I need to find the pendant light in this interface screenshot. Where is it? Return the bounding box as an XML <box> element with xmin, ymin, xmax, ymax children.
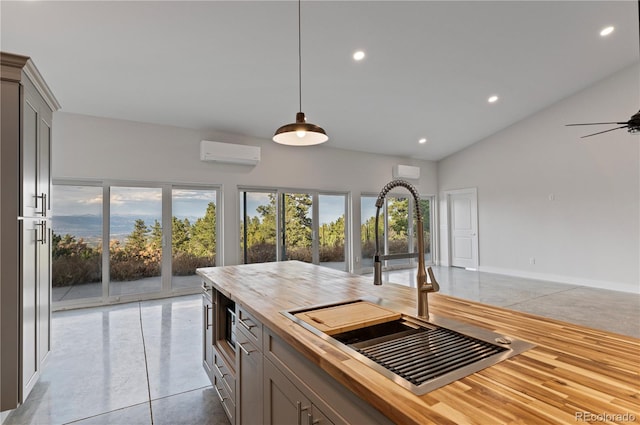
<box><xmin>273</xmin><ymin>0</ymin><xmax>328</xmax><ymax>146</ymax></box>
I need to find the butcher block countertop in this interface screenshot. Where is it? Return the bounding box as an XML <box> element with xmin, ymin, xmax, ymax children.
<box><xmin>197</xmin><ymin>261</ymin><xmax>639</xmax><ymax>425</ymax></box>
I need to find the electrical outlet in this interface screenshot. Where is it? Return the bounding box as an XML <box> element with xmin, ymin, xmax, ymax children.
<box><xmin>529</xmin><ymin>257</ymin><xmax>536</xmax><ymax>265</ymax></box>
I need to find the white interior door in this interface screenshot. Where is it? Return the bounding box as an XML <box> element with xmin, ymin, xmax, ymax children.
<box><xmin>449</xmin><ymin>190</ymin><xmax>478</xmax><ymax>269</ymax></box>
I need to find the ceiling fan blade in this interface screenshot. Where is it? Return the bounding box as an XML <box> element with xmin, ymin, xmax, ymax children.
<box><xmin>566</xmin><ymin>121</ymin><xmax>628</xmax><ymax>126</ymax></box>
<box><xmin>580</xmin><ymin>125</ymin><xmax>629</xmax><ymax>138</ymax></box>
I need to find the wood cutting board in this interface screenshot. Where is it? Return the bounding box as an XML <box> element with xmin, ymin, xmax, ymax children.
<box><xmin>294</xmin><ymin>301</ymin><xmax>401</xmax><ymax>335</ymax></box>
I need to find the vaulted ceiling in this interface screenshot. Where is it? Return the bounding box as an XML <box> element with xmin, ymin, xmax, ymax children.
<box><xmin>2</xmin><ymin>1</ymin><xmax>638</xmax><ymax>160</ymax></box>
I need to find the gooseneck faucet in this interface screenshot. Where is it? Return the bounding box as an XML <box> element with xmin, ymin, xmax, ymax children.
<box><xmin>373</xmin><ymin>179</ymin><xmax>439</xmax><ymax>319</ymax></box>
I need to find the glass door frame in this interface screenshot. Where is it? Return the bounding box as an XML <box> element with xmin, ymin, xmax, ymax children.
<box><xmin>360</xmin><ymin>192</ymin><xmax>435</xmax><ymax>273</ymax></box>
<box><xmin>239</xmin><ymin>186</ymin><xmax>351</xmax><ymax>271</ymax></box>
<box><xmin>52</xmin><ymin>180</ymin><xmax>221</xmax><ymax>310</ymax></box>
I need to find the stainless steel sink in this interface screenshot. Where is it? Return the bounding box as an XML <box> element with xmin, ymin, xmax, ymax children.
<box><xmin>282</xmin><ymin>297</ymin><xmax>534</xmax><ymax>395</ymax></box>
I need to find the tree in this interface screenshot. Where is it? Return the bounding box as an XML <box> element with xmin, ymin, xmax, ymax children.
<box><xmin>126</xmin><ymin>219</ymin><xmax>149</xmax><ymax>255</ymax></box>
<box><xmin>172</xmin><ymin>217</ymin><xmax>190</xmax><ymax>252</ymax></box>
<box><xmin>150</xmin><ymin>219</ymin><xmax>162</xmax><ymax>251</ymax></box>
<box><xmin>388</xmin><ymin>198</ymin><xmax>408</xmax><ymax>239</ymax></box>
<box><xmin>190</xmin><ymin>202</ymin><xmax>216</xmax><ymax>257</ymax></box>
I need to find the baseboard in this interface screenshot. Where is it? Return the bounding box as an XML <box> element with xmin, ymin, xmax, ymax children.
<box><xmin>478</xmin><ymin>266</ymin><xmax>639</xmax><ymax>294</ymax></box>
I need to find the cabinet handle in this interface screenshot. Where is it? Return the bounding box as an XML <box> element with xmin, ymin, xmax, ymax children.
<box><xmin>297</xmin><ymin>402</ymin><xmax>311</xmax><ymax>425</ymax></box>
<box><xmin>213</xmin><ymin>384</ymin><xmax>226</xmax><ymax>402</ymax></box>
<box><xmin>238</xmin><ymin>317</ymin><xmax>255</xmax><ymax>331</ymax></box>
<box><xmin>205</xmin><ymin>305</ymin><xmax>212</xmax><ymax>329</ymax></box>
<box><xmin>238</xmin><ymin>342</ymin><xmax>255</xmax><ymax>356</ymax></box>
<box><xmin>213</xmin><ymin>362</ymin><xmax>226</xmax><ymax>378</ymax></box>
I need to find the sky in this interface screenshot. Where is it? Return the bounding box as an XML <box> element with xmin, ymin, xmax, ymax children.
<box><xmin>53</xmin><ymin>185</ymin><xmax>378</xmax><ymax>228</ymax></box>
<box><xmin>52</xmin><ymin>186</ymin><xmax>217</xmax><ymax>219</ymax></box>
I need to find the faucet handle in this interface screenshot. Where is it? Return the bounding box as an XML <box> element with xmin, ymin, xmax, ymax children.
<box><xmin>426</xmin><ymin>267</ymin><xmax>440</xmax><ymax>292</ymax></box>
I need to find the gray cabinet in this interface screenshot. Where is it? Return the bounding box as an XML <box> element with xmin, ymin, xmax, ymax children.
<box><xmin>202</xmin><ymin>290</ymin><xmax>214</xmax><ymax>381</ymax></box>
<box><xmin>236</xmin><ymin>305</ymin><xmax>262</xmax><ymax>425</ymax></box>
<box><xmin>1</xmin><ymin>52</ymin><xmax>59</xmax><ymax>412</ymax></box>
<box><xmin>199</xmin><ymin>277</ymin><xmax>394</xmax><ymax>425</ymax></box>
<box><xmin>202</xmin><ymin>282</ymin><xmax>236</xmax><ymax>424</ymax></box>
<box><xmin>264</xmin><ymin>358</ymin><xmax>333</xmax><ymax>425</ymax></box>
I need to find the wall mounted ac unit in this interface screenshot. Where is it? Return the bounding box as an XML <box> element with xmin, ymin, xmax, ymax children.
<box><xmin>200</xmin><ymin>140</ymin><xmax>261</xmax><ymax>165</ymax></box>
<box><xmin>392</xmin><ymin>164</ymin><xmax>420</xmax><ymax>180</ymax></box>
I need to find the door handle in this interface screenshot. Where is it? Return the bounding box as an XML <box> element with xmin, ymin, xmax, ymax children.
<box><xmin>35</xmin><ymin>193</ymin><xmax>47</xmax><ymax>217</ymax></box>
<box><xmin>35</xmin><ymin>221</ymin><xmax>47</xmax><ymax>244</ymax></box>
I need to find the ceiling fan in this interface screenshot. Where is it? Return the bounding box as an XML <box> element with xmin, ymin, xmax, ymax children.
<box><xmin>565</xmin><ymin>0</ymin><xmax>640</xmax><ymax>139</ymax></box>
<box><xmin>566</xmin><ymin>110</ymin><xmax>640</xmax><ymax>138</ymax></box>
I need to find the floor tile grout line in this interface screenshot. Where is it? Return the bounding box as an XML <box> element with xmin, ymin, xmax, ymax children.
<box><xmin>148</xmin><ymin>385</ymin><xmax>213</xmax><ymax>403</ymax></box>
<box><xmin>61</xmin><ymin>401</ymin><xmax>152</xmax><ymax>425</ymax></box>
<box><xmin>138</xmin><ymin>302</ymin><xmax>154</xmax><ymax>425</ymax></box>
<box><xmin>502</xmin><ymin>286</ymin><xmax>584</xmax><ymax>309</ymax></box>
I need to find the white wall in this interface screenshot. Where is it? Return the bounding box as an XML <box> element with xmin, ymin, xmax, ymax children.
<box><xmin>52</xmin><ymin>112</ymin><xmax>437</xmax><ymax>269</ymax></box>
<box><xmin>438</xmin><ymin>64</ymin><xmax>639</xmax><ymax>293</ymax></box>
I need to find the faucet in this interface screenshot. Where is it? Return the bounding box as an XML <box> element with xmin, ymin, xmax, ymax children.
<box><xmin>373</xmin><ymin>179</ymin><xmax>439</xmax><ymax>319</ymax></box>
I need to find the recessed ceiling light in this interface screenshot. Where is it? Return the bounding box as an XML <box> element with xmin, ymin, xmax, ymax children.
<box><xmin>488</xmin><ymin>95</ymin><xmax>499</xmax><ymax>103</ymax></box>
<box><xmin>418</xmin><ymin>138</ymin><xmax>427</xmax><ymax>144</ymax></box>
<box><xmin>600</xmin><ymin>26</ymin><xmax>614</xmax><ymax>37</ymax></box>
<box><xmin>353</xmin><ymin>50</ymin><xmax>365</xmax><ymax>61</ymax></box>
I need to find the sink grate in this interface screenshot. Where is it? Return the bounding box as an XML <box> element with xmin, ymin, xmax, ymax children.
<box><xmin>353</xmin><ymin>326</ymin><xmax>508</xmax><ymax>386</ymax></box>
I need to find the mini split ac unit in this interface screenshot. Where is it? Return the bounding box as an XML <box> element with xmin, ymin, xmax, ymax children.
<box><xmin>200</xmin><ymin>140</ymin><xmax>261</xmax><ymax>165</ymax></box>
<box><xmin>392</xmin><ymin>164</ymin><xmax>420</xmax><ymax>180</ymax></box>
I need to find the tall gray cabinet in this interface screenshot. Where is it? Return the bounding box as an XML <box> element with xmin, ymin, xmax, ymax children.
<box><xmin>1</xmin><ymin>52</ymin><xmax>60</xmax><ymax>412</ymax></box>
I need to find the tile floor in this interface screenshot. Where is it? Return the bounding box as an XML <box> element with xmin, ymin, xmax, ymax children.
<box><xmin>4</xmin><ymin>266</ymin><xmax>639</xmax><ymax>425</ymax></box>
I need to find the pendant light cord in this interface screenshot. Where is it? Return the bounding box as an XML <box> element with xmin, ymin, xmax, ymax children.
<box><xmin>298</xmin><ymin>0</ymin><xmax>302</xmax><ymax>113</ymax></box>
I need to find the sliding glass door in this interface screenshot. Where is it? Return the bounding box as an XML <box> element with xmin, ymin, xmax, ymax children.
<box><xmin>240</xmin><ymin>189</ymin><xmax>348</xmax><ymax>270</ymax></box>
<box><xmin>51</xmin><ymin>185</ymin><xmax>103</xmax><ymax>303</ymax></box>
<box><xmin>109</xmin><ymin>186</ymin><xmax>163</xmax><ymax>296</ymax></box>
<box><xmin>171</xmin><ymin>188</ymin><xmax>218</xmax><ymax>290</ymax></box>
<box><xmin>318</xmin><ymin>194</ymin><xmax>346</xmax><ymax>271</ymax></box>
<box><xmin>52</xmin><ymin>182</ymin><xmax>220</xmax><ymax>308</ymax></box>
<box><xmin>360</xmin><ymin>193</ymin><xmax>434</xmax><ymax>272</ymax></box>
<box><xmin>240</xmin><ymin>191</ymin><xmax>277</xmax><ymax>264</ymax></box>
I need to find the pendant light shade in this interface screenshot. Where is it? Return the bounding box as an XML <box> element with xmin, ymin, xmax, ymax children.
<box><xmin>273</xmin><ymin>0</ymin><xmax>328</xmax><ymax>146</ymax></box>
<box><xmin>273</xmin><ymin>112</ymin><xmax>328</xmax><ymax>146</ymax></box>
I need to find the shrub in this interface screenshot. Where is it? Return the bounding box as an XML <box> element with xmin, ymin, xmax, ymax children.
<box><xmin>172</xmin><ymin>252</ymin><xmax>215</xmax><ymax>276</ymax></box>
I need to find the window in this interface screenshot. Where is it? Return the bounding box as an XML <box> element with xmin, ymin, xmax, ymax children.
<box><xmin>240</xmin><ymin>189</ymin><xmax>348</xmax><ymax>271</ymax></box>
<box><xmin>109</xmin><ymin>186</ymin><xmax>163</xmax><ymax>296</ymax></box>
<box><xmin>360</xmin><ymin>193</ymin><xmax>434</xmax><ymax>272</ymax></box>
<box><xmin>51</xmin><ymin>185</ymin><xmax>103</xmax><ymax>303</ymax></box>
<box><xmin>52</xmin><ymin>182</ymin><xmax>220</xmax><ymax>308</ymax></box>
<box><xmin>171</xmin><ymin>188</ymin><xmax>218</xmax><ymax>289</ymax></box>
<box><xmin>240</xmin><ymin>191</ymin><xmax>277</xmax><ymax>264</ymax></box>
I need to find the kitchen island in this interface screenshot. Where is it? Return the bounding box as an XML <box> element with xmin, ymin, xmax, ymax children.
<box><xmin>197</xmin><ymin>261</ymin><xmax>639</xmax><ymax>425</ymax></box>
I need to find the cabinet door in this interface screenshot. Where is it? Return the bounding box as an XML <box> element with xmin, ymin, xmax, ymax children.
<box><xmin>264</xmin><ymin>359</ymin><xmax>311</xmax><ymax>425</ymax></box>
<box><xmin>237</xmin><ymin>332</ymin><xmax>262</xmax><ymax>425</ymax></box>
<box><xmin>21</xmin><ymin>218</ymin><xmax>39</xmax><ymax>399</ymax></box>
<box><xmin>21</xmin><ymin>99</ymin><xmax>38</xmax><ymax>218</ymax></box>
<box><xmin>203</xmin><ymin>294</ymin><xmax>214</xmax><ymax>379</ymax></box>
<box><xmin>37</xmin><ymin>117</ymin><xmax>51</xmax><ymax>215</ymax></box>
<box><xmin>312</xmin><ymin>406</ymin><xmax>334</xmax><ymax>425</ymax></box>
<box><xmin>38</xmin><ymin>220</ymin><xmax>51</xmax><ymax>363</ymax></box>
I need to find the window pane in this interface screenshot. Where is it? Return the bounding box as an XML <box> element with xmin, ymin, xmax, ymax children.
<box><xmin>241</xmin><ymin>191</ymin><xmax>277</xmax><ymax>264</ymax></box>
<box><xmin>282</xmin><ymin>193</ymin><xmax>313</xmax><ymax>263</ymax></box>
<box><xmin>109</xmin><ymin>187</ymin><xmax>162</xmax><ymax>296</ymax></box>
<box><xmin>51</xmin><ymin>185</ymin><xmax>103</xmax><ymax>303</ymax></box>
<box><xmin>172</xmin><ymin>189</ymin><xmax>217</xmax><ymax>290</ymax></box>
<box><xmin>414</xmin><ymin>198</ymin><xmax>432</xmax><ymax>264</ymax></box>
<box><xmin>318</xmin><ymin>194</ymin><xmax>346</xmax><ymax>271</ymax></box>
<box><xmin>387</xmin><ymin>195</ymin><xmax>410</xmax><ymax>267</ymax></box>
<box><xmin>360</xmin><ymin>195</ymin><xmax>381</xmax><ymax>269</ymax></box>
